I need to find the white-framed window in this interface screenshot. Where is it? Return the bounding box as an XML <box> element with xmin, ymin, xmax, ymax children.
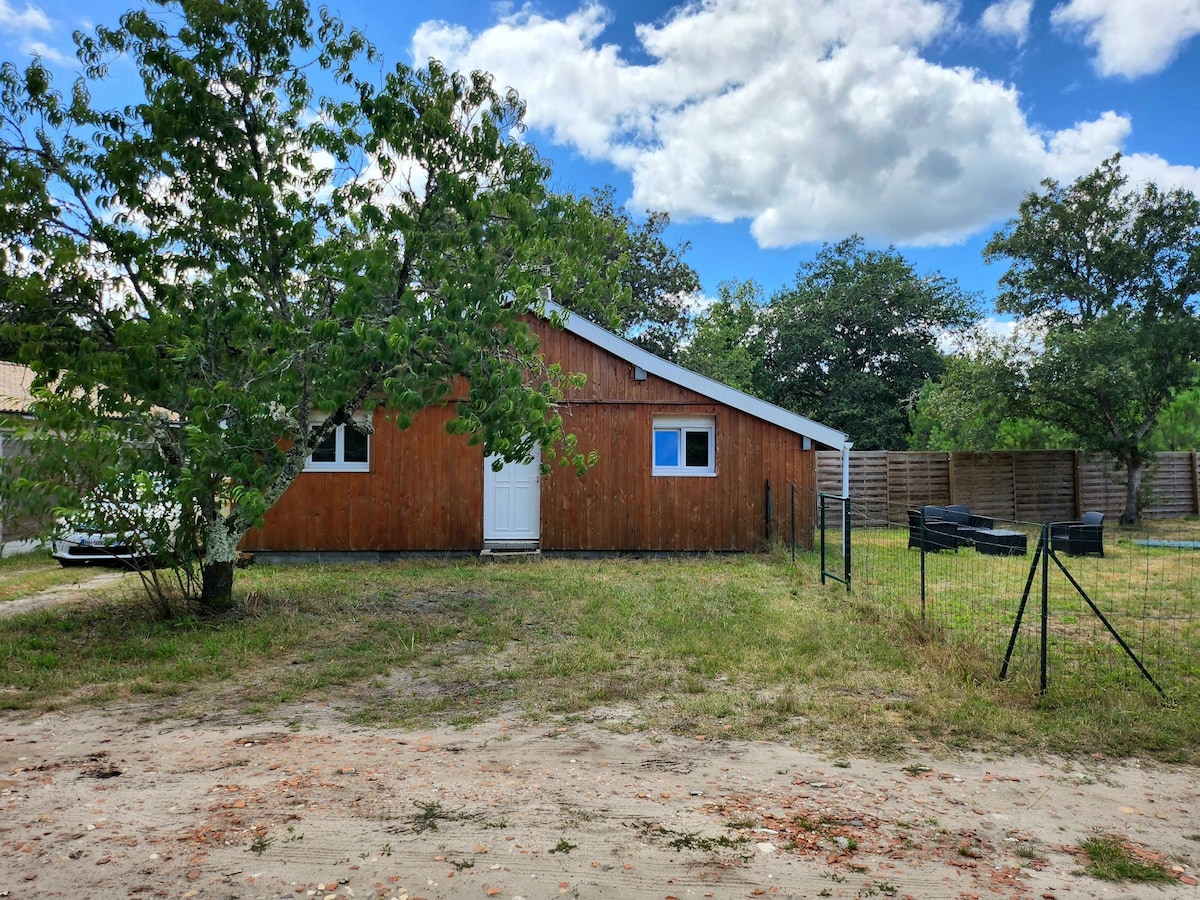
<box><xmin>305</xmin><ymin>420</ymin><xmax>370</xmax><ymax>473</ymax></box>
<box><xmin>652</xmin><ymin>417</ymin><xmax>715</xmax><ymax>477</ymax></box>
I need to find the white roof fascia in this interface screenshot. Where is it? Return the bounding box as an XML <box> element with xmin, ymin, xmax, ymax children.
<box><xmin>544</xmin><ymin>301</ymin><xmax>850</xmax><ymax>450</ymax></box>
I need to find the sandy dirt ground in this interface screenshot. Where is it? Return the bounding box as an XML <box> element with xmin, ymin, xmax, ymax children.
<box><xmin>1</xmin><ymin>702</ymin><xmax>1198</xmax><ymax>900</ymax></box>
<box><xmin>0</xmin><ymin>570</ymin><xmax>128</xmax><ymax>620</ymax></box>
<box><xmin>2</xmin><ymin>574</ymin><xmax>1198</xmax><ymax>899</ymax></box>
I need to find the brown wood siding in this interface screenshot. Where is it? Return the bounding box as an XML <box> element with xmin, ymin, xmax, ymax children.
<box><xmin>539</xmin><ymin>321</ymin><xmax>815</xmax><ymax>551</ymax></box>
<box><xmin>244</xmin><ymin>318</ymin><xmax>818</xmax><ymax>552</ymax></box>
<box><xmin>541</xmin><ymin>401</ymin><xmax>814</xmax><ymax>551</ymax></box>
<box><xmin>241</xmin><ymin>405</ymin><xmax>484</xmax><ymax>552</ymax></box>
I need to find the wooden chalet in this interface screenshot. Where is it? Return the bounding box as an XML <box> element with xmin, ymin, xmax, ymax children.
<box><xmin>241</xmin><ymin>304</ymin><xmax>851</xmax><ymax>557</ymax></box>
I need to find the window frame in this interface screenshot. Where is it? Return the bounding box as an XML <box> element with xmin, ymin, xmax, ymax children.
<box><xmin>304</xmin><ymin>419</ymin><xmax>371</xmax><ymax>473</ymax></box>
<box><xmin>652</xmin><ymin>416</ymin><xmax>716</xmax><ymax>477</ymax></box>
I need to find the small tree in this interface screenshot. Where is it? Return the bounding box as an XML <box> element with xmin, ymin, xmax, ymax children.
<box><xmin>906</xmin><ymin>325</ymin><xmax>1075</xmax><ymax>452</ymax></box>
<box><xmin>0</xmin><ymin>0</ymin><xmax>620</xmax><ymax>610</ymax></box>
<box><xmin>1151</xmin><ymin>383</ymin><xmax>1200</xmax><ymax>451</ymax></box>
<box><xmin>677</xmin><ymin>279</ymin><xmax>767</xmax><ymax>395</ymax></box>
<box><xmin>985</xmin><ymin>156</ymin><xmax>1200</xmax><ymax>523</ymax></box>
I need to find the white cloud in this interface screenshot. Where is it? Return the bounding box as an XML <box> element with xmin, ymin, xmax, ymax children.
<box><xmin>1041</xmin><ymin>112</ymin><xmax>1200</xmax><ymax>194</ymax></box>
<box><xmin>981</xmin><ymin>0</ymin><xmax>1033</xmax><ymax>44</ymax></box>
<box><xmin>413</xmin><ymin>0</ymin><xmax>1200</xmax><ymax>249</ymax></box>
<box><xmin>20</xmin><ymin>40</ymin><xmax>71</xmax><ymax>66</ymax></box>
<box><xmin>0</xmin><ymin>0</ymin><xmax>49</xmax><ymax>32</ymax></box>
<box><xmin>1118</xmin><ymin>152</ymin><xmax>1200</xmax><ymax>197</ymax></box>
<box><xmin>1043</xmin><ymin>109</ymin><xmax>1130</xmax><ymax>175</ymax></box>
<box><xmin>1051</xmin><ymin>0</ymin><xmax>1200</xmax><ymax>77</ymax></box>
<box><xmin>939</xmin><ymin>316</ymin><xmax>1025</xmax><ymax>355</ymax></box>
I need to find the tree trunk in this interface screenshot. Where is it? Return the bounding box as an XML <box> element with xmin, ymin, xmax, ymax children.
<box><xmin>200</xmin><ymin>559</ymin><xmax>235</xmax><ymax>612</ymax></box>
<box><xmin>1122</xmin><ymin>458</ymin><xmax>1143</xmax><ymax>525</ymax></box>
<box><xmin>198</xmin><ymin>518</ymin><xmax>241</xmax><ymax>612</ymax></box>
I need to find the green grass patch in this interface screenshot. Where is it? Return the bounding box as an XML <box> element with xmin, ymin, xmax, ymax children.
<box><xmin>1078</xmin><ymin>835</ymin><xmax>1176</xmax><ymax>883</ymax></box>
<box><xmin>0</xmin><ymin>552</ymin><xmax>1196</xmax><ymax>762</ymax></box>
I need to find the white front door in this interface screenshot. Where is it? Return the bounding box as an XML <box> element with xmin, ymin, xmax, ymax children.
<box><xmin>483</xmin><ymin>450</ymin><xmax>541</xmax><ymax>546</ymax></box>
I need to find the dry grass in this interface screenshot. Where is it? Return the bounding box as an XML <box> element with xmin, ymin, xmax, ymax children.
<box><xmin>0</xmin><ymin>549</ymin><xmax>1196</xmax><ymax>763</ymax></box>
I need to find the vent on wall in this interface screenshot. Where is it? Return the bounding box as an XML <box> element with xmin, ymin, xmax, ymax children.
<box><xmin>633</xmin><ymin>366</ymin><xmax>647</xmax><ymax>381</ymax></box>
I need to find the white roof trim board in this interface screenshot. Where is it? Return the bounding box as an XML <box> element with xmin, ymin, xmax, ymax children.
<box><xmin>546</xmin><ymin>301</ymin><xmax>850</xmax><ymax>451</ymax></box>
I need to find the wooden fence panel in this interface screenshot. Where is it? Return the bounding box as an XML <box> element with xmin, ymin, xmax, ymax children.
<box><xmin>1012</xmin><ymin>451</ymin><xmax>1077</xmax><ymax>523</ymax></box>
<box><xmin>887</xmin><ymin>452</ymin><xmax>950</xmax><ymax>513</ymax></box>
<box><xmin>815</xmin><ymin>451</ymin><xmax>841</xmax><ymax>497</ymax></box>
<box><xmin>818</xmin><ymin>449</ymin><xmax>1200</xmax><ymax>526</ymax></box>
<box><xmin>851</xmin><ymin>452</ymin><xmax>889</xmax><ymax>524</ymax></box>
<box><xmin>1143</xmin><ymin>453</ymin><xmax>1197</xmax><ymax>518</ymax></box>
<box><xmin>949</xmin><ymin>453</ymin><xmax>1016</xmax><ymax>520</ymax></box>
<box><xmin>816</xmin><ymin>451</ymin><xmax>889</xmax><ymax>524</ymax></box>
<box><xmin>1078</xmin><ymin>457</ymin><xmax>1129</xmax><ymax>520</ymax></box>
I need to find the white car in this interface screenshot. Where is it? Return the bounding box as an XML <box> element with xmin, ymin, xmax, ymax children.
<box><xmin>51</xmin><ymin>521</ymin><xmax>155</xmax><ymax>567</ymax></box>
<box><xmin>51</xmin><ymin>476</ymin><xmax>177</xmax><ymax>568</ymax></box>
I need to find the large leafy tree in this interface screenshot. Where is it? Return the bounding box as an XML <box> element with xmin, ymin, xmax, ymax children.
<box><xmin>562</xmin><ymin>185</ymin><xmax>699</xmax><ymax>360</ymax></box>
<box><xmin>0</xmin><ymin>0</ymin><xmax>619</xmax><ymax>609</ymax></box>
<box><xmin>984</xmin><ymin>156</ymin><xmax>1200</xmax><ymax>523</ymax></box>
<box><xmin>762</xmin><ymin>237</ymin><xmax>979</xmax><ymax>450</ymax></box>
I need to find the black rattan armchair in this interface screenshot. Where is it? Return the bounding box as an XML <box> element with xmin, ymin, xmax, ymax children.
<box><xmin>1050</xmin><ymin>511</ymin><xmax>1105</xmax><ymax>557</ymax></box>
<box><xmin>907</xmin><ymin>509</ymin><xmax>960</xmax><ymax>552</ymax></box>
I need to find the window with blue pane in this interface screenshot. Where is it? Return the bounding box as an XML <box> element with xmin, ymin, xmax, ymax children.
<box><xmin>652</xmin><ymin>417</ymin><xmax>715</xmax><ymax>476</ymax></box>
<box><xmin>654</xmin><ymin>430</ymin><xmax>680</xmax><ymax>468</ymax></box>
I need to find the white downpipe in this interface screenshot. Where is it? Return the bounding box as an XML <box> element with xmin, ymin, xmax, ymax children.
<box><xmin>840</xmin><ymin>441</ymin><xmax>854</xmax><ymax>552</ymax></box>
<box><xmin>841</xmin><ymin>441</ymin><xmax>853</xmax><ymax>499</ymax></box>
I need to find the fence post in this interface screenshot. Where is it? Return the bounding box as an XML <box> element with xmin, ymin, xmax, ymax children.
<box><xmin>947</xmin><ymin>451</ymin><xmax>956</xmax><ymax>505</ymax></box>
<box><xmin>819</xmin><ymin>494</ymin><xmax>826</xmax><ymax>584</ymax></box>
<box><xmin>1192</xmin><ymin>450</ymin><xmax>1199</xmax><ymax>516</ymax></box>
<box><xmin>919</xmin><ymin>507</ymin><xmax>927</xmax><ymax>621</ymax></box>
<box><xmin>1073</xmin><ymin>450</ymin><xmax>1083</xmax><ymax>520</ymax></box>
<box><xmin>1040</xmin><ymin>523</ymin><xmax>1049</xmax><ymax>695</ymax></box>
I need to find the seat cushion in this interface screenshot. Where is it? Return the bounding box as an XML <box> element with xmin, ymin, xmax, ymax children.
<box><xmin>942</xmin><ymin>506</ymin><xmax>971</xmax><ymax>525</ymax></box>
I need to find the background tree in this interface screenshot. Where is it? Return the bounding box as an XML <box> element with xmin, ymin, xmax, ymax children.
<box><xmin>0</xmin><ymin>0</ymin><xmax>620</xmax><ymax>610</ymax></box>
<box><xmin>557</xmin><ymin>186</ymin><xmax>700</xmax><ymax>360</ymax></box>
<box><xmin>676</xmin><ymin>278</ymin><xmax>767</xmax><ymax>394</ymax></box>
<box><xmin>985</xmin><ymin>156</ymin><xmax>1200</xmax><ymax>523</ymax></box>
<box><xmin>761</xmin><ymin>237</ymin><xmax>978</xmax><ymax>450</ymax></box>
<box><xmin>1150</xmin><ymin>382</ymin><xmax>1200</xmax><ymax>451</ymax></box>
<box><xmin>906</xmin><ymin>331</ymin><xmax>1074</xmax><ymax>451</ymax></box>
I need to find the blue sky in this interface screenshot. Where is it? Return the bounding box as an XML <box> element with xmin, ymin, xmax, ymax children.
<box><xmin>5</xmin><ymin>0</ymin><xmax>1200</xmax><ymax>320</ymax></box>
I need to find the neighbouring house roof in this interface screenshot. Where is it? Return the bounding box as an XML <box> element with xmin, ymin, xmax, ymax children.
<box><xmin>0</xmin><ymin>361</ymin><xmax>35</xmax><ymax>416</ymax></box>
<box><xmin>548</xmin><ymin>301</ymin><xmax>851</xmax><ymax>451</ymax></box>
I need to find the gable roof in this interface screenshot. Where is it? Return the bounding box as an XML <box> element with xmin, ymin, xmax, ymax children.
<box><xmin>0</xmin><ymin>362</ymin><xmax>35</xmax><ymax>416</ymax></box>
<box><xmin>547</xmin><ymin>302</ymin><xmax>850</xmax><ymax>451</ymax></box>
